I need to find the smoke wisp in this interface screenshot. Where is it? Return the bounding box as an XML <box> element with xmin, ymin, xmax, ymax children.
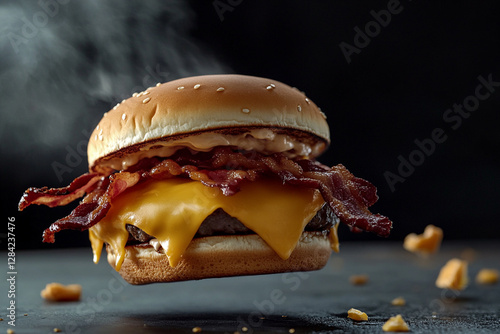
<box><xmin>0</xmin><ymin>0</ymin><xmax>229</xmax><ymax>159</ymax></box>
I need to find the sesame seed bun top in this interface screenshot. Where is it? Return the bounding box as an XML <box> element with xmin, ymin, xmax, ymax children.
<box><xmin>88</xmin><ymin>74</ymin><xmax>330</xmax><ymax>172</ymax></box>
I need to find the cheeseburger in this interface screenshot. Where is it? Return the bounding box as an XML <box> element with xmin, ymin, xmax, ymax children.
<box><xmin>19</xmin><ymin>74</ymin><xmax>392</xmax><ymax>284</ymax></box>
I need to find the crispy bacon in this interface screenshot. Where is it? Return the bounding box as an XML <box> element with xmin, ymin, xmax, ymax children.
<box><xmin>18</xmin><ymin>173</ymin><xmax>102</xmax><ymax>210</ymax></box>
<box><xmin>19</xmin><ymin>147</ymin><xmax>392</xmax><ymax>242</ymax></box>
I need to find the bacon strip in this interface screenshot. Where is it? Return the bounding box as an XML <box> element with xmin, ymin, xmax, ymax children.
<box><xmin>18</xmin><ymin>173</ymin><xmax>102</xmax><ymax>210</ymax></box>
<box><xmin>20</xmin><ymin>147</ymin><xmax>392</xmax><ymax>242</ymax></box>
<box><xmin>41</xmin><ymin>172</ymin><xmax>141</xmax><ymax>243</ymax></box>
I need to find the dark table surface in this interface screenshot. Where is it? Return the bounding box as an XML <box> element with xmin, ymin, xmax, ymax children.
<box><xmin>2</xmin><ymin>240</ymin><xmax>499</xmax><ymax>334</ymax></box>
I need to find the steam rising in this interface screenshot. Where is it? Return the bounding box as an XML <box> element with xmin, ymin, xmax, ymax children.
<box><xmin>0</xmin><ymin>0</ymin><xmax>229</xmax><ymax>157</ymax></box>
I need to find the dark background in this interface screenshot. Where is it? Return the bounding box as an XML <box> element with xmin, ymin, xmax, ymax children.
<box><xmin>1</xmin><ymin>0</ymin><xmax>499</xmax><ymax>250</ymax></box>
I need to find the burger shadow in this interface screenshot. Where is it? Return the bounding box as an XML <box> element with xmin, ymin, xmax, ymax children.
<box><xmin>117</xmin><ymin>312</ymin><xmax>342</xmax><ymax>333</ymax></box>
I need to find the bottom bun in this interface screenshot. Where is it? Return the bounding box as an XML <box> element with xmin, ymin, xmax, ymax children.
<box><xmin>107</xmin><ymin>232</ymin><xmax>332</xmax><ymax>284</ymax></box>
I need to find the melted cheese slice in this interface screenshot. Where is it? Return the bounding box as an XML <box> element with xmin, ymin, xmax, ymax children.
<box><xmin>89</xmin><ymin>178</ymin><xmax>326</xmax><ymax>271</ymax></box>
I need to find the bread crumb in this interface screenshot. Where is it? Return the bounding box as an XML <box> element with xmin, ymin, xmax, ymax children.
<box><xmin>403</xmin><ymin>224</ymin><xmax>443</xmax><ymax>256</ymax></box>
<box><xmin>289</xmin><ymin>329</ymin><xmax>296</xmax><ymax>333</ymax></box>
<box><xmin>436</xmin><ymin>258</ymin><xmax>468</xmax><ymax>290</ymax></box>
<box><xmin>382</xmin><ymin>314</ymin><xmax>410</xmax><ymax>332</ymax></box>
<box><xmin>192</xmin><ymin>327</ymin><xmax>202</xmax><ymax>333</ymax></box>
<box><xmin>476</xmin><ymin>268</ymin><xmax>499</xmax><ymax>285</ymax></box>
<box><xmin>41</xmin><ymin>283</ymin><xmax>82</xmax><ymax>302</ymax></box>
<box><xmin>347</xmin><ymin>308</ymin><xmax>368</xmax><ymax>321</ymax></box>
<box><xmin>242</xmin><ymin>327</ymin><xmax>248</xmax><ymax>332</ymax></box>
<box><xmin>391</xmin><ymin>297</ymin><xmax>406</xmax><ymax>306</ymax></box>
<box><xmin>7</xmin><ymin>329</ymin><xmax>15</xmax><ymax>334</ymax></box>
<box><xmin>53</xmin><ymin>328</ymin><xmax>62</xmax><ymax>333</ymax></box>
<box><xmin>349</xmin><ymin>274</ymin><xmax>369</xmax><ymax>285</ymax></box>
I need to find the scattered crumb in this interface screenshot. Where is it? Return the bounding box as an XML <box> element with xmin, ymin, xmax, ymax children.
<box><xmin>436</xmin><ymin>258</ymin><xmax>469</xmax><ymax>290</ymax></box>
<box><xmin>242</xmin><ymin>327</ymin><xmax>248</xmax><ymax>332</ymax></box>
<box><xmin>289</xmin><ymin>329</ymin><xmax>296</xmax><ymax>333</ymax></box>
<box><xmin>347</xmin><ymin>308</ymin><xmax>368</xmax><ymax>321</ymax></box>
<box><xmin>53</xmin><ymin>328</ymin><xmax>62</xmax><ymax>333</ymax></box>
<box><xmin>41</xmin><ymin>283</ymin><xmax>82</xmax><ymax>302</ymax></box>
<box><xmin>7</xmin><ymin>329</ymin><xmax>15</xmax><ymax>334</ymax></box>
<box><xmin>349</xmin><ymin>274</ymin><xmax>369</xmax><ymax>286</ymax></box>
<box><xmin>476</xmin><ymin>268</ymin><xmax>499</xmax><ymax>285</ymax></box>
<box><xmin>0</xmin><ymin>318</ymin><xmax>3</xmax><ymax>321</ymax></box>
<box><xmin>192</xmin><ymin>327</ymin><xmax>202</xmax><ymax>333</ymax></box>
<box><xmin>23</xmin><ymin>313</ymin><xmax>28</xmax><ymax>316</ymax></box>
<box><xmin>382</xmin><ymin>314</ymin><xmax>410</xmax><ymax>332</ymax></box>
<box><xmin>281</xmin><ymin>315</ymin><xmax>288</xmax><ymax>318</ymax></box>
<box><xmin>403</xmin><ymin>224</ymin><xmax>443</xmax><ymax>256</ymax></box>
<box><xmin>391</xmin><ymin>297</ymin><xmax>406</xmax><ymax>306</ymax></box>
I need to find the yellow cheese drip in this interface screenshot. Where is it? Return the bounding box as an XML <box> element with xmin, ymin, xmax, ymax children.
<box><xmin>89</xmin><ymin>177</ymin><xmax>326</xmax><ymax>271</ymax></box>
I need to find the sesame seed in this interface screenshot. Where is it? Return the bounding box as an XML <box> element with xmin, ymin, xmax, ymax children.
<box><xmin>121</xmin><ymin>99</ymin><xmax>126</xmax><ymax>103</ymax></box>
<box><xmin>122</xmin><ymin>113</ymin><xmax>127</xmax><ymax>120</ymax></box>
<box><xmin>320</xmin><ymin>110</ymin><xmax>327</xmax><ymax>119</ymax></box>
<box><xmin>132</xmin><ymin>92</ymin><xmax>138</xmax><ymax>97</ymax></box>
<box><xmin>305</xmin><ymin>97</ymin><xmax>311</xmax><ymax>104</ymax></box>
<box><xmin>94</xmin><ymin>135</ymin><xmax>98</xmax><ymax>140</ymax></box>
<box><xmin>113</xmin><ymin>103</ymin><xmax>119</xmax><ymax>110</ymax></box>
<box><xmin>156</xmin><ymin>82</ymin><xmax>161</xmax><ymax>87</ymax></box>
<box><xmin>103</xmin><ymin>112</ymin><xmax>107</xmax><ymax>116</ymax></box>
<box><xmin>266</xmin><ymin>85</ymin><xmax>274</xmax><ymax>90</ymax></box>
<box><xmin>137</xmin><ymin>92</ymin><xmax>144</xmax><ymax>97</ymax></box>
<box><xmin>216</xmin><ymin>87</ymin><xmax>225</xmax><ymax>92</ymax></box>
<box><xmin>99</xmin><ymin>129</ymin><xmax>103</xmax><ymax>135</ymax></box>
<box><xmin>177</xmin><ymin>86</ymin><xmax>185</xmax><ymax>90</ymax></box>
<box><xmin>297</xmin><ymin>104</ymin><xmax>302</xmax><ymax>112</ymax></box>
<box><xmin>143</xmin><ymin>90</ymin><xmax>150</xmax><ymax>95</ymax></box>
<box><xmin>194</xmin><ymin>84</ymin><xmax>201</xmax><ymax>89</ymax></box>
<box><xmin>96</xmin><ymin>125</ymin><xmax>99</xmax><ymax>130</ymax></box>
<box><xmin>143</xmin><ymin>97</ymin><xmax>151</xmax><ymax>104</ymax></box>
<box><xmin>241</xmin><ymin>108</ymin><xmax>250</xmax><ymax>114</ymax></box>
